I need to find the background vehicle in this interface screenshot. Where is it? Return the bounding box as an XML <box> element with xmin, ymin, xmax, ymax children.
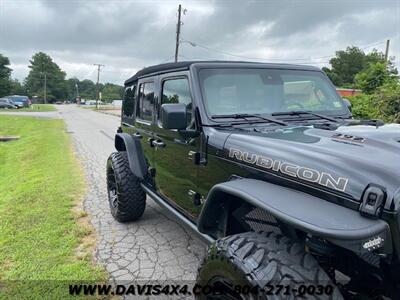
<box><xmin>106</xmin><ymin>61</ymin><xmax>400</xmax><ymax>299</ymax></box>
<box><xmin>85</xmin><ymin>100</ymin><xmax>98</xmax><ymax>105</ymax></box>
<box><xmin>0</xmin><ymin>98</ymin><xmax>18</xmax><ymax>109</ymax></box>
<box><xmin>6</xmin><ymin>95</ymin><xmax>30</xmax><ymax>108</ymax></box>
<box><xmin>112</xmin><ymin>100</ymin><xmax>123</xmax><ymax>107</ymax></box>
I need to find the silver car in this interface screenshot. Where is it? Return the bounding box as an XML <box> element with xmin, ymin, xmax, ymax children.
<box><xmin>0</xmin><ymin>97</ymin><xmax>18</xmax><ymax>109</ymax></box>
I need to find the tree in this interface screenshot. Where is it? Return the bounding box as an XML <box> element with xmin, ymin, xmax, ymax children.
<box><xmin>65</xmin><ymin>77</ymin><xmax>81</xmax><ymax>101</ymax></box>
<box><xmin>325</xmin><ymin>47</ymin><xmax>366</xmax><ymax>86</ymax></box>
<box><xmin>10</xmin><ymin>79</ymin><xmax>25</xmax><ymax>95</ymax></box>
<box><xmin>24</xmin><ymin>52</ymin><xmax>67</xmax><ymax>102</ymax></box>
<box><xmin>100</xmin><ymin>83</ymin><xmax>124</xmax><ymax>102</ymax></box>
<box><xmin>77</xmin><ymin>79</ymin><xmax>97</xmax><ymax>99</ymax></box>
<box><xmin>0</xmin><ymin>53</ymin><xmax>12</xmax><ymax>97</ymax></box>
<box><xmin>64</xmin><ymin>79</ymin><xmax>123</xmax><ymax>102</ymax></box>
<box><xmin>355</xmin><ymin>62</ymin><xmax>391</xmax><ymax>93</ymax></box>
<box><xmin>323</xmin><ymin>47</ymin><xmax>397</xmax><ymax>87</ymax></box>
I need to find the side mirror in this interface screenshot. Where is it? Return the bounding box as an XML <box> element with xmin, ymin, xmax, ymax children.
<box><xmin>161</xmin><ymin>103</ymin><xmax>187</xmax><ymax>130</ymax></box>
<box><xmin>342</xmin><ymin>98</ymin><xmax>352</xmax><ymax>112</ymax></box>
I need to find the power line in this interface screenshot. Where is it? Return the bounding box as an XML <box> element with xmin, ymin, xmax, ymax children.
<box><xmin>180</xmin><ymin>39</ymin><xmax>387</xmax><ymax>63</ymax></box>
<box><xmin>179</xmin><ymin>53</ymin><xmax>331</xmax><ymax>66</ymax></box>
<box><xmin>161</xmin><ymin>55</ymin><xmax>176</xmax><ymax>63</ymax></box>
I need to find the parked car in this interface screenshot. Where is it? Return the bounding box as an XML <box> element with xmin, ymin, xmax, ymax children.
<box><xmin>86</xmin><ymin>100</ymin><xmax>97</xmax><ymax>105</ymax></box>
<box><xmin>112</xmin><ymin>100</ymin><xmax>123</xmax><ymax>107</ymax></box>
<box><xmin>107</xmin><ymin>61</ymin><xmax>400</xmax><ymax>299</ymax></box>
<box><xmin>0</xmin><ymin>97</ymin><xmax>18</xmax><ymax>109</ymax></box>
<box><xmin>6</xmin><ymin>95</ymin><xmax>30</xmax><ymax>108</ymax></box>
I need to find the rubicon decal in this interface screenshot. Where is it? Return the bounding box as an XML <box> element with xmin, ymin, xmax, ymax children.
<box><xmin>229</xmin><ymin>148</ymin><xmax>349</xmax><ymax>192</ymax></box>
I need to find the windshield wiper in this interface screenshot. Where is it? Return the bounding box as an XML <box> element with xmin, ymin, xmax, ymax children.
<box><xmin>211</xmin><ymin>113</ymin><xmax>287</xmax><ymax>126</ymax></box>
<box><xmin>271</xmin><ymin>110</ymin><xmax>339</xmax><ymax>122</ymax></box>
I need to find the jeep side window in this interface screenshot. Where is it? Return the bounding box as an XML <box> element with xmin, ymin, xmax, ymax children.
<box><xmin>161</xmin><ymin>78</ymin><xmax>192</xmax><ymax>127</ymax></box>
<box><xmin>122</xmin><ymin>85</ymin><xmax>136</xmax><ymax>123</ymax></box>
<box><xmin>137</xmin><ymin>82</ymin><xmax>155</xmax><ymax>122</ymax></box>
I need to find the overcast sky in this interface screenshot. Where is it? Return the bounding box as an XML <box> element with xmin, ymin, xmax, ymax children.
<box><xmin>1</xmin><ymin>0</ymin><xmax>399</xmax><ymax>85</ymax></box>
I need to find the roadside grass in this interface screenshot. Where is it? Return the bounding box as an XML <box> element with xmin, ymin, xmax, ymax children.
<box><xmin>0</xmin><ymin>104</ymin><xmax>56</xmax><ymax>112</ymax></box>
<box><xmin>0</xmin><ymin>116</ymin><xmax>107</xmax><ymax>299</ymax></box>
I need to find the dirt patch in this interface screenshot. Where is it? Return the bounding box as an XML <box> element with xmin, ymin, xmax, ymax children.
<box><xmin>68</xmin><ymin>132</ymin><xmax>103</xmax><ymax>267</ymax></box>
<box><xmin>72</xmin><ymin>203</ymin><xmax>97</xmax><ymax>262</ymax></box>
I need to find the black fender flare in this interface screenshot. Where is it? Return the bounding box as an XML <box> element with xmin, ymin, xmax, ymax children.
<box><xmin>198</xmin><ymin>178</ymin><xmax>390</xmax><ymax>245</ymax></box>
<box><xmin>114</xmin><ymin>133</ymin><xmax>147</xmax><ymax>180</ymax></box>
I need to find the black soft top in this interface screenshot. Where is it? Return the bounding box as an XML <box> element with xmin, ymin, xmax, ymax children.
<box><xmin>124</xmin><ymin>60</ymin><xmax>320</xmax><ymax>86</ymax></box>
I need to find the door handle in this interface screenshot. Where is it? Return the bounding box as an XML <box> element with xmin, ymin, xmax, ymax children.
<box><xmin>152</xmin><ymin>139</ymin><xmax>166</xmax><ymax>148</ymax></box>
<box><xmin>133</xmin><ymin>132</ymin><xmax>142</xmax><ymax>139</ymax></box>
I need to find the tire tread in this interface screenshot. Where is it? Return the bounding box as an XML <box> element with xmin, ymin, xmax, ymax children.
<box><xmin>107</xmin><ymin>152</ymin><xmax>146</xmax><ymax>222</ymax></box>
<box><xmin>197</xmin><ymin>231</ymin><xmax>342</xmax><ymax>299</ymax></box>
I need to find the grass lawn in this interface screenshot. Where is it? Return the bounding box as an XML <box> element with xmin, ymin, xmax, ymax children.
<box><xmin>0</xmin><ymin>104</ymin><xmax>56</xmax><ymax>112</ymax></box>
<box><xmin>0</xmin><ymin>116</ymin><xmax>106</xmax><ymax>299</ymax></box>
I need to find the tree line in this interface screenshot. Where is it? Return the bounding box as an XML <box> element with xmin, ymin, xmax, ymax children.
<box><xmin>0</xmin><ymin>47</ymin><xmax>399</xmax><ymax>121</ymax></box>
<box><xmin>0</xmin><ymin>52</ymin><xmax>124</xmax><ymax>103</ymax></box>
<box><xmin>322</xmin><ymin>47</ymin><xmax>399</xmax><ymax>123</ymax></box>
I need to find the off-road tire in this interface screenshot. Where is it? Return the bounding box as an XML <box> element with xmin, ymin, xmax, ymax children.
<box><xmin>196</xmin><ymin>231</ymin><xmax>343</xmax><ymax>299</ymax></box>
<box><xmin>106</xmin><ymin>151</ymin><xmax>146</xmax><ymax>222</ymax></box>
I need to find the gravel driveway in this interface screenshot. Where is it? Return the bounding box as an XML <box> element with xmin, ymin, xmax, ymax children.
<box><xmin>57</xmin><ymin>105</ymin><xmax>206</xmax><ymax>284</ymax></box>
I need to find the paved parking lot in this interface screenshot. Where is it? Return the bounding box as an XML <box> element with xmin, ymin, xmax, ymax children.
<box><xmin>57</xmin><ymin>105</ymin><xmax>206</xmax><ymax>284</ymax></box>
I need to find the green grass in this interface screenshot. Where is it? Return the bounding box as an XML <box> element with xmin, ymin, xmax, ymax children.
<box><xmin>0</xmin><ymin>104</ymin><xmax>56</xmax><ymax>112</ymax></box>
<box><xmin>0</xmin><ymin>116</ymin><xmax>106</xmax><ymax>299</ymax></box>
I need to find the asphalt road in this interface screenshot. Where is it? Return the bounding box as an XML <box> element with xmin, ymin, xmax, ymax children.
<box><xmin>57</xmin><ymin>105</ymin><xmax>206</xmax><ymax>284</ymax></box>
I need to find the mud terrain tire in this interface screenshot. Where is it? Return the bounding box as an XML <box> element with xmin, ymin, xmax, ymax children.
<box><xmin>196</xmin><ymin>231</ymin><xmax>343</xmax><ymax>299</ymax></box>
<box><xmin>106</xmin><ymin>152</ymin><xmax>146</xmax><ymax>222</ymax></box>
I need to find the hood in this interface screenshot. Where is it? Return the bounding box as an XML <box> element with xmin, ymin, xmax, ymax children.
<box><xmin>223</xmin><ymin>123</ymin><xmax>400</xmax><ymax>204</ymax></box>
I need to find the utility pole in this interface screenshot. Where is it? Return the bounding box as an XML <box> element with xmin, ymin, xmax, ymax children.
<box><xmin>384</xmin><ymin>39</ymin><xmax>390</xmax><ymax>62</ymax></box>
<box><xmin>93</xmin><ymin>63</ymin><xmax>104</xmax><ymax>109</ymax></box>
<box><xmin>174</xmin><ymin>4</ymin><xmax>182</xmax><ymax>62</ymax></box>
<box><xmin>75</xmin><ymin>80</ymin><xmax>80</xmax><ymax>104</ymax></box>
<box><xmin>43</xmin><ymin>73</ymin><xmax>47</xmax><ymax>104</ymax></box>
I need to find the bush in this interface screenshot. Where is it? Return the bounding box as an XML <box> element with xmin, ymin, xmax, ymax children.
<box><xmin>376</xmin><ymin>81</ymin><xmax>400</xmax><ymax>123</ymax></box>
<box><xmin>355</xmin><ymin>62</ymin><xmax>390</xmax><ymax>94</ymax></box>
<box><xmin>348</xmin><ymin>94</ymin><xmax>380</xmax><ymax>120</ymax></box>
<box><xmin>348</xmin><ymin>80</ymin><xmax>400</xmax><ymax>123</ymax></box>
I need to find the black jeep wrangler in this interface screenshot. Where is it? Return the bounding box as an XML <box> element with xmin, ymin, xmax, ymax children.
<box><xmin>107</xmin><ymin>61</ymin><xmax>400</xmax><ymax>299</ymax></box>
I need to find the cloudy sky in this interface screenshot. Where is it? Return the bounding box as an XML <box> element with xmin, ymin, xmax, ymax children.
<box><xmin>1</xmin><ymin>0</ymin><xmax>399</xmax><ymax>85</ymax></box>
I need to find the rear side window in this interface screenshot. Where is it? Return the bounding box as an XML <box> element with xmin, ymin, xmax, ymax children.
<box><xmin>122</xmin><ymin>85</ymin><xmax>136</xmax><ymax>121</ymax></box>
<box><xmin>162</xmin><ymin>78</ymin><xmax>192</xmax><ymax>127</ymax></box>
<box><xmin>138</xmin><ymin>82</ymin><xmax>155</xmax><ymax>122</ymax></box>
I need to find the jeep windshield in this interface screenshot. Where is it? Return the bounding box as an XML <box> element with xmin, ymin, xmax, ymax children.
<box><xmin>199</xmin><ymin>68</ymin><xmax>349</xmax><ymax>122</ymax></box>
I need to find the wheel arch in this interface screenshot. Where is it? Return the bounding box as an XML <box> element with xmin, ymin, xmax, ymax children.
<box><xmin>198</xmin><ymin>178</ymin><xmax>390</xmax><ymax>249</ymax></box>
<box><xmin>114</xmin><ymin>133</ymin><xmax>147</xmax><ymax>180</ymax></box>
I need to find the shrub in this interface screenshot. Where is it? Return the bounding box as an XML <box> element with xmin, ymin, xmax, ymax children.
<box><xmin>348</xmin><ymin>80</ymin><xmax>400</xmax><ymax>123</ymax></box>
<box><xmin>376</xmin><ymin>81</ymin><xmax>400</xmax><ymax>123</ymax></box>
<box><xmin>355</xmin><ymin>62</ymin><xmax>391</xmax><ymax>94</ymax></box>
<box><xmin>347</xmin><ymin>94</ymin><xmax>380</xmax><ymax>120</ymax></box>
